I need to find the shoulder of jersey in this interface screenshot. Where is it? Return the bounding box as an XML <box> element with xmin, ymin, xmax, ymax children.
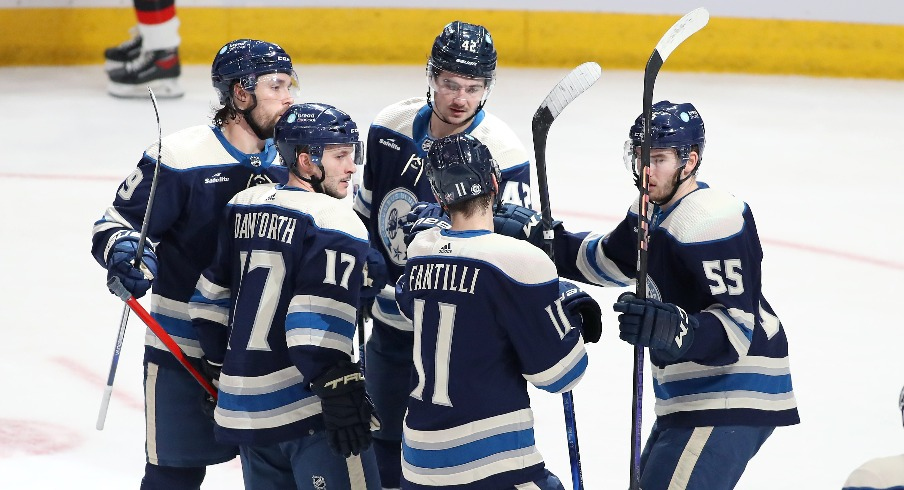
<box><xmin>143</xmin><ymin>125</ymin><xmax>233</xmax><ymax>171</ymax></box>
<box><xmin>371</xmin><ymin>97</ymin><xmax>425</xmax><ymax>133</ymax></box>
<box><xmin>467</xmin><ymin>112</ymin><xmax>529</xmax><ymax>168</ymax></box>
<box><xmin>265</xmin><ymin>188</ymin><xmax>368</xmax><ymax>241</ymax></box>
<box><xmin>409</xmin><ymin>229</ymin><xmax>557</xmax><ymax>285</ymax></box>
<box><xmin>660</xmin><ymin>187</ymin><xmax>748</xmax><ymax>244</ymax></box>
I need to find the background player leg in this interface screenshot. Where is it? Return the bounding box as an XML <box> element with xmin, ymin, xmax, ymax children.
<box><xmin>106</xmin><ymin>0</ymin><xmax>183</xmax><ymax>98</ymax></box>
<box><xmin>364</xmin><ymin>323</ymin><xmax>413</xmax><ymax>489</ymax></box>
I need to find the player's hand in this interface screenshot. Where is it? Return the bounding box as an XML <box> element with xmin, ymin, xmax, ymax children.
<box><xmin>493</xmin><ymin>203</ymin><xmax>561</xmax><ymax>249</ymax></box>
<box><xmin>558</xmin><ymin>281</ymin><xmax>602</xmax><ymax>343</ymax></box>
<box><xmin>361</xmin><ymin>247</ymin><xmax>387</xmax><ymax>299</ymax></box>
<box><xmin>613</xmin><ymin>292</ymin><xmax>698</xmax><ymax>362</ymax></box>
<box><xmin>310</xmin><ymin>360</ymin><xmax>374</xmax><ymax>458</ymax></box>
<box><xmin>104</xmin><ymin>230</ymin><xmax>158</xmax><ymax>298</ymax></box>
<box><xmin>401</xmin><ymin>202</ymin><xmax>450</xmax><ymax>247</ymax></box>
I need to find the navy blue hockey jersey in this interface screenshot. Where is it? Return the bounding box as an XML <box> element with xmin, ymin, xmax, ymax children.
<box><xmin>396</xmin><ymin>228</ymin><xmax>587</xmax><ymax>488</ymax></box>
<box><xmin>91</xmin><ymin>125</ymin><xmax>287</xmax><ymax>369</ymax></box>
<box><xmin>353</xmin><ymin>98</ymin><xmax>532</xmax><ymax>331</ymax></box>
<box><xmin>556</xmin><ymin>183</ymin><xmax>799</xmax><ymax>428</ymax></box>
<box><xmin>189</xmin><ymin>183</ymin><xmax>369</xmax><ymax>446</ymax></box>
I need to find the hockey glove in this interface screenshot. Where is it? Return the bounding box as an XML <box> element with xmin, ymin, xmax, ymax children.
<box><xmin>104</xmin><ymin>230</ymin><xmax>158</xmax><ymax>298</ymax></box>
<box><xmin>493</xmin><ymin>203</ymin><xmax>561</xmax><ymax>249</ymax></box>
<box><xmin>613</xmin><ymin>292</ymin><xmax>698</xmax><ymax>362</ymax></box>
<box><xmin>310</xmin><ymin>360</ymin><xmax>374</xmax><ymax>458</ymax></box>
<box><xmin>402</xmin><ymin>202</ymin><xmax>450</xmax><ymax>247</ymax></box>
<box><xmin>199</xmin><ymin>358</ymin><xmax>221</xmax><ymax>419</ymax></box>
<box><xmin>361</xmin><ymin>247</ymin><xmax>388</xmax><ymax>300</ymax></box>
<box><xmin>558</xmin><ymin>281</ymin><xmax>602</xmax><ymax>343</ymax></box>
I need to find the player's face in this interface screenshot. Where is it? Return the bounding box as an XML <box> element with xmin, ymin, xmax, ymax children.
<box><xmin>319</xmin><ymin>144</ymin><xmax>360</xmax><ymax>199</ymax></box>
<box><xmin>646</xmin><ymin>148</ymin><xmax>684</xmax><ymax>203</ymax></box>
<box><xmin>249</xmin><ymin>73</ymin><xmax>297</xmax><ymax>137</ymax></box>
<box><xmin>431</xmin><ymin>71</ymin><xmax>488</xmax><ymax>127</ymax></box>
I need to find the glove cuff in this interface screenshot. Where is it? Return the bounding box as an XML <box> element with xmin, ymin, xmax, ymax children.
<box><xmin>310</xmin><ymin>361</ymin><xmax>365</xmax><ymax>397</ymax></box>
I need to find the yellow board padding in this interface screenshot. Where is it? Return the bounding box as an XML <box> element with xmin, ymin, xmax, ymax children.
<box><xmin>1</xmin><ymin>7</ymin><xmax>903</xmax><ymax>79</ymax></box>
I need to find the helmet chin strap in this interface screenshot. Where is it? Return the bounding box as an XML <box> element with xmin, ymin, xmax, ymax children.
<box><xmin>237</xmin><ymin>94</ymin><xmax>272</xmax><ymax>141</ymax></box>
<box><xmin>652</xmin><ymin>164</ymin><xmax>692</xmax><ymax>206</ymax></box>
<box><xmin>292</xmin><ymin>159</ymin><xmax>326</xmax><ymax>193</ymax></box>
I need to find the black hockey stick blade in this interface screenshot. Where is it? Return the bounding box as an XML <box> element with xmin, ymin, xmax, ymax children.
<box><xmin>532</xmin><ymin>62</ymin><xmax>602</xmax><ymax>256</ymax></box>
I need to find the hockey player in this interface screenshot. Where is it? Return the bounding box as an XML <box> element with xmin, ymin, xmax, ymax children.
<box><xmin>105</xmin><ymin>0</ymin><xmax>183</xmax><ymax>98</ymax></box>
<box><xmin>493</xmin><ymin>101</ymin><xmax>800</xmax><ymax>489</ymax></box>
<box><xmin>90</xmin><ymin>39</ymin><xmax>297</xmax><ymax>490</ymax></box>
<box><xmin>188</xmin><ymin>103</ymin><xmax>381</xmax><ymax>489</ymax></box>
<box><xmin>396</xmin><ymin>133</ymin><xmax>600</xmax><ymax>489</ymax></box>
<box><xmin>351</xmin><ymin>20</ymin><xmax>532</xmax><ymax>488</ymax></box>
<box><xmin>842</xmin><ymin>385</ymin><xmax>904</xmax><ymax>490</ymax></box>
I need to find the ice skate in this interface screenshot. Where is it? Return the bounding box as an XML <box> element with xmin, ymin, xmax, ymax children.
<box><xmin>107</xmin><ymin>48</ymin><xmax>184</xmax><ymax>99</ymax></box>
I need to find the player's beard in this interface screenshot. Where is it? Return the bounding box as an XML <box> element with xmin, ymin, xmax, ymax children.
<box><xmin>247</xmin><ymin>106</ymin><xmax>280</xmax><ymax>141</ymax></box>
<box><xmin>319</xmin><ymin>175</ymin><xmax>348</xmax><ymax>200</ymax></box>
<box><xmin>651</xmin><ymin>169</ymin><xmax>681</xmax><ymax>205</ymax></box>
<box><xmin>251</xmin><ymin>113</ymin><xmax>279</xmax><ymax>138</ymax></box>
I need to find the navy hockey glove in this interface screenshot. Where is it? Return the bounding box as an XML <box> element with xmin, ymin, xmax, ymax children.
<box><xmin>200</xmin><ymin>358</ymin><xmax>221</xmax><ymax>419</ymax></box>
<box><xmin>104</xmin><ymin>230</ymin><xmax>158</xmax><ymax>298</ymax></box>
<box><xmin>402</xmin><ymin>202</ymin><xmax>450</xmax><ymax>246</ymax></box>
<box><xmin>613</xmin><ymin>292</ymin><xmax>698</xmax><ymax>362</ymax></box>
<box><xmin>361</xmin><ymin>247</ymin><xmax>388</xmax><ymax>300</ymax></box>
<box><xmin>310</xmin><ymin>360</ymin><xmax>374</xmax><ymax>458</ymax></box>
<box><xmin>493</xmin><ymin>203</ymin><xmax>561</xmax><ymax>249</ymax></box>
<box><xmin>558</xmin><ymin>281</ymin><xmax>602</xmax><ymax>343</ymax></box>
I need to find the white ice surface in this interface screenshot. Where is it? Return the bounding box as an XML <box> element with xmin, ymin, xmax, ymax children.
<box><xmin>1</xmin><ymin>64</ymin><xmax>902</xmax><ymax>489</ymax></box>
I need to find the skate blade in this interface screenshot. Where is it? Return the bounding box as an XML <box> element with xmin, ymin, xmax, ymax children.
<box><xmin>107</xmin><ymin>79</ymin><xmax>184</xmax><ymax>99</ymax></box>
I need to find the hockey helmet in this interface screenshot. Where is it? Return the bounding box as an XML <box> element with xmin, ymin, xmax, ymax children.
<box><xmin>624</xmin><ymin>100</ymin><xmax>706</xmax><ymax>177</ymax></box>
<box><xmin>274</xmin><ymin>103</ymin><xmax>362</xmax><ymax>170</ymax></box>
<box><xmin>429</xmin><ymin>21</ymin><xmax>497</xmax><ymax>79</ymax></box>
<box><xmin>426</xmin><ymin>21</ymin><xmax>497</xmax><ymax>109</ymax></box>
<box><xmin>211</xmin><ymin>39</ymin><xmax>298</xmax><ymax>106</ymax></box>
<box><xmin>426</xmin><ymin>133</ymin><xmax>500</xmax><ymax>208</ymax></box>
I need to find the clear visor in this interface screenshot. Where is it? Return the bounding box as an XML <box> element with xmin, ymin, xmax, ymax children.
<box><xmin>426</xmin><ymin>61</ymin><xmax>495</xmax><ymax>106</ymax></box>
<box><xmin>242</xmin><ymin>71</ymin><xmax>300</xmax><ymax>101</ymax></box>
<box><xmin>623</xmin><ymin>140</ymin><xmax>683</xmax><ymax>175</ymax></box>
<box><xmin>322</xmin><ymin>141</ymin><xmax>364</xmax><ymax>167</ymax></box>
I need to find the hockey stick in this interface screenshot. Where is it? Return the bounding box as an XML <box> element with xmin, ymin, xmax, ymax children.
<box><xmin>107</xmin><ymin>277</ymin><xmax>218</xmax><ymax>399</ymax></box>
<box><xmin>96</xmin><ymin>87</ymin><xmax>164</xmax><ymax>430</ymax></box>
<box><xmin>630</xmin><ymin>8</ymin><xmax>709</xmax><ymax>489</ymax></box>
<box><xmin>532</xmin><ymin>61</ymin><xmax>601</xmax><ymax>490</ymax></box>
<box><xmin>357</xmin><ymin>308</ymin><xmax>367</xmax><ymax>371</ymax></box>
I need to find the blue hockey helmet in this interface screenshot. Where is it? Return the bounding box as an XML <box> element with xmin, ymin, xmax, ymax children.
<box><xmin>426</xmin><ymin>133</ymin><xmax>500</xmax><ymax>208</ymax></box>
<box><xmin>624</xmin><ymin>100</ymin><xmax>706</xmax><ymax>176</ymax></box>
<box><xmin>211</xmin><ymin>39</ymin><xmax>297</xmax><ymax>106</ymax></box>
<box><xmin>274</xmin><ymin>103</ymin><xmax>362</xmax><ymax>171</ymax></box>
<box><xmin>429</xmin><ymin>21</ymin><xmax>497</xmax><ymax>80</ymax></box>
